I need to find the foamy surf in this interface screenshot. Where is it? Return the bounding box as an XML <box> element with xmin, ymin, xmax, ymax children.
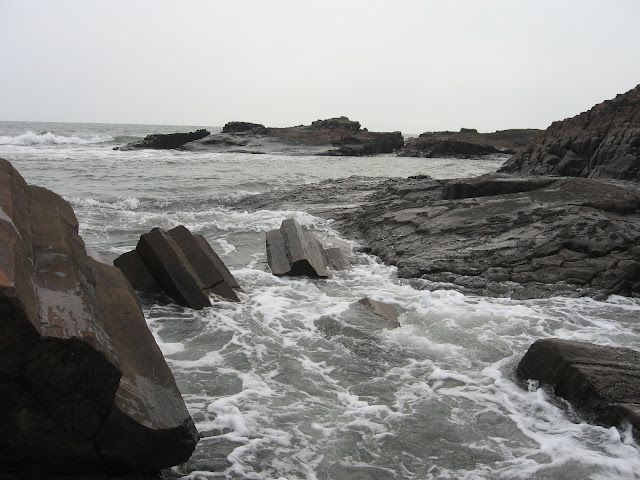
<box><xmin>0</xmin><ymin>130</ymin><xmax>114</xmax><ymax>145</ymax></box>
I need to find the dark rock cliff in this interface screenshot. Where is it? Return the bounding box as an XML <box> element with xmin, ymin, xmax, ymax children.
<box><xmin>500</xmin><ymin>84</ymin><xmax>640</xmax><ymax>181</ymax></box>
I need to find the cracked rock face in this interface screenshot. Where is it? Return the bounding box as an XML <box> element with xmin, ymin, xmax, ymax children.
<box><xmin>500</xmin><ymin>84</ymin><xmax>640</xmax><ymax>182</ymax></box>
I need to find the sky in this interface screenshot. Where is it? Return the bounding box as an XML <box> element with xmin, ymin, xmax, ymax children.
<box><xmin>1</xmin><ymin>0</ymin><xmax>639</xmax><ymax>134</ymax></box>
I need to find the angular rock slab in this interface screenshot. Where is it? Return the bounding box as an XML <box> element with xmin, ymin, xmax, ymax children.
<box><xmin>0</xmin><ymin>158</ymin><xmax>199</xmax><ymax>477</ymax></box>
<box><xmin>266</xmin><ymin>218</ymin><xmax>330</xmax><ymax>277</ymax></box>
<box><xmin>517</xmin><ymin>338</ymin><xmax>640</xmax><ymax>439</ymax></box>
<box><xmin>115</xmin><ymin>225</ymin><xmax>241</xmax><ymax>309</ymax></box>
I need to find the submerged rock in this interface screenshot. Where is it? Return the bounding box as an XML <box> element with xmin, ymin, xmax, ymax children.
<box><xmin>115</xmin><ymin>225</ymin><xmax>242</xmax><ymax>309</ymax></box>
<box><xmin>0</xmin><ymin>158</ymin><xmax>199</xmax><ymax>478</ymax></box>
<box><xmin>316</xmin><ymin>297</ymin><xmax>400</xmax><ymax>341</ymax></box>
<box><xmin>518</xmin><ymin>338</ymin><xmax>640</xmax><ymax>440</ymax></box>
<box><xmin>500</xmin><ymin>84</ymin><xmax>640</xmax><ymax>181</ymax></box>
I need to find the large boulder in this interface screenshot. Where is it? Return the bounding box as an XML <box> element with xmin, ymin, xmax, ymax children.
<box><xmin>517</xmin><ymin>338</ymin><xmax>640</xmax><ymax>440</ymax></box>
<box><xmin>115</xmin><ymin>225</ymin><xmax>242</xmax><ymax>309</ymax></box>
<box><xmin>500</xmin><ymin>84</ymin><xmax>640</xmax><ymax>181</ymax></box>
<box><xmin>0</xmin><ymin>158</ymin><xmax>199</xmax><ymax>478</ymax></box>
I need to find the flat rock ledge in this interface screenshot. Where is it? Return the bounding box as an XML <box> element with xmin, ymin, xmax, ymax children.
<box><xmin>0</xmin><ymin>158</ymin><xmax>199</xmax><ymax>478</ymax></box>
<box><xmin>518</xmin><ymin>338</ymin><xmax>640</xmax><ymax>440</ymax></box>
<box><xmin>266</xmin><ymin>218</ymin><xmax>351</xmax><ymax>277</ymax></box>
<box><xmin>116</xmin><ymin>129</ymin><xmax>210</xmax><ymax>151</ymax></box>
<box><xmin>115</xmin><ymin>225</ymin><xmax>242</xmax><ymax>309</ymax></box>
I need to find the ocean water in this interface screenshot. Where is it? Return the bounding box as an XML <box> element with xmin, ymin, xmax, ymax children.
<box><xmin>1</xmin><ymin>121</ymin><xmax>639</xmax><ymax>479</ymax></box>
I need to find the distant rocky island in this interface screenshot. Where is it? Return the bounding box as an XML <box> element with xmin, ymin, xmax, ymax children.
<box><xmin>117</xmin><ymin>116</ymin><xmax>540</xmax><ymax>158</ymax></box>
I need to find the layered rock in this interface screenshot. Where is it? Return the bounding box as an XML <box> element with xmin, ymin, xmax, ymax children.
<box><xmin>266</xmin><ymin>219</ymin><xmax>351</xmax><ymax>278</ymax></box>
<box><xmin>518</xmin><ymin>338</ymin><xmax>640</xmax><ymax>440</ymax></box>
<box><xmin>399</xmin><ymin>128</ymin><xmax>540</xmax><ymax>158</ymax></box>
<box><xmin>115</xmin><ymin>225</ymin><xmax>242</xmax><ymax>309</ymax></box>
<box><xmin>117</xmin><ymin>129</ymin><xmax>210</xmax><ymax>151</ymax></box>
<box><xmin>0</xmin><ymin>158</ymin><xmax>199</xmax><ymax>478</ymax></box>
<box><xmin>500</xmin><ymin>84</ymin><xmax>640</xmax><ymax>181</ymax></box>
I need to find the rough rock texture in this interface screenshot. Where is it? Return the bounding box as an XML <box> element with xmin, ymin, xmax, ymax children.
<box><xmin>236</xmin><ymin>173</ymin><xmax>640</xmax><ymax>299</ymax></box>
<box><xmin>0</xmin><ymin>158</ymin><xmax>199</xmax><ymax>478</ymax></box>
<box><xmin>500</xmin><ymin>84</ymin><xmax>640</xmax><ymax>181</ymax></box>
<box><xmin>115</xmin><ymin>225</ymin><xmax>242</xmax><ymax>309</ymax></box>
<box><xmin>117</xmin><ymin>129</ymin><xmax>210</xmax><ymax>151</ymax></box>
<box><xmin>357</xmin><ymin>297</ymin><xmax>400</xmax><ymax>326</ymax></box>
<box><xmin>399</xmin><ymin>129</ymin><xmax>541</xmax><ymax>157</ymax></box>
<box><xmin>323</xmin><ymin>247</ymin><xmax>352</xmax><ymax>271</ymax></box>
<box><xmin>266</xmin><ymin>219</ymin><xmax>330</xmax><ymax>278</ymax></box>
<box><xmin>186</xmin><ymin>117</ymin><xmax>403</xmax><ymax>156</ymax></box>
<box><xmin>335</xmin><ymin>173</ymin><xmax>640</xmax><ymax>298</ymax></box>
<box><xmin>517</xmin><ymin>338</ymin><xmax>640</xmax><ymax>440</ymax></box>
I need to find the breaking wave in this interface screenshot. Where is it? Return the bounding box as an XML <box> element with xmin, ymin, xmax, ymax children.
<box><xmin>0</xmin><ymin>131</ymin><xmax>114</xmax><ymax>145</ymax></box>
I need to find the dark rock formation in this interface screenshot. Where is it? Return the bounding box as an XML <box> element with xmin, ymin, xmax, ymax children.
<box><xmin>399</xmin><ymin>129</ymin><xmax>540</xmax><ymax>157</ymax></box>
<box><xmin>316</xmin><ymin>298</ymin><xmax>399</xmax><ymax>341</ymax></box>
<box><xmin>517</xmin><ymin>338</ymin><xmax>640</xmax><ymax>440</ymax></box>
<box><xmin>115</xmin><ymin>226</ymin><xmax>242</xmax><ymax>309</ymax></box>
<box><xmin>266</xmin><ymin>219</ymin><xmax>330</xmax><ymax>278</ymax></box>
<box><xmin>221</xmin><ymin>121</ymin><xmax>266</xmax><ymax>134</ymax></box>
<box><xmin>398</xmin><ymin>137</ymin><xmax>502</xmax><ymax>158</ymax></box>
<box><xmin>0</xmin><ymin>158</ymin><xmax>199</xmax><ymax>478</ymax></box>
<box><xmin>117</xmin><ymin>129</ymin><xmax>210</xmax><ymax>151</ymax></box>
<box><xmin>333</xmin><ymin>173</ymin><xmax>640</xmax><ymax>298</ymax></box>
<box><xmin>185</xmin><ymin>117</ymin><xmax>404</xmax><ymax>156</ymax></box>
<box><xmin>237</xmin><ymin>173</ymin><xmax>640</xmax><ymax>299</ymax></box>
<box><xmin>500</xmin><ymin>84</ymin><xmax>640</xmax><ymax>181</ymax></box>
<box><xmin>323</xmin><ymin>247</ymin><xmax>352</xmax><ymax>271</ymax></box>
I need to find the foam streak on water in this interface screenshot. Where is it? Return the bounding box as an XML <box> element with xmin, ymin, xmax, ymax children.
<box><xmin>1</xmin><ymin>121</ymin><xmax>639</xmax><ymax>479</ymax></box>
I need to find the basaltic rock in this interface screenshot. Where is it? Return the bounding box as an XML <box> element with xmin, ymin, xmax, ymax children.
<box><xmin>0</xmin><ymin>158</ymin><xmax>199</xmax><ymax>478</ymax></box>
<box><xmin>518</xmin><ymin>338</ymin><xmax>640</xmax><ymax>440</ymax></box>
<box><xmin>500</xmin><ymin>84</ymin><xmax>640</xmax><ymax>181</ymax></box>
<box><xmin>115</xmin><ymin>225</ymin><xmax>242</xmax><ymax>309</ymax></box>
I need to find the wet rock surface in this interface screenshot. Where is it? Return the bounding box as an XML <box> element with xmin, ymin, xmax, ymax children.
<box><xmin>316</xmin><ymin>298</ymin><xmax>400</xmax><ymax>341</ymax></box>
<box><xmin>115</xmin><ymin>225</ymin><xmax>242</xmax><ymax>309</ymax></box>
<box><xmin>518</xmin><ymin>338</ymin><xmax>640</xmax><ymax>440</ymax></box>
<box><xmin>236</xmin><ymin>173</ymin><xmax>640</xmax><ymax>299</ymax></box>
<box><xmin>500</xmin><ymin>84</ymin><xmax>640</xmax><ymax>181</ymax></box>
<box><xmin>0</xmin><ymin>158</ymin><xmax>199</xmax><ymax>478</ymax></box>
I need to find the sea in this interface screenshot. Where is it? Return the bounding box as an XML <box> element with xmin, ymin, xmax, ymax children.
<box><xmin>1</xmin><ymin>121</ymin><xmax>639</xmax><ymax>480</ymax></box>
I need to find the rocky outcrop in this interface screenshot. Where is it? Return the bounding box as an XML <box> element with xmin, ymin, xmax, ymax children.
<box><xmin>500</xmin><ymin>84</ymin><xmax>640</xmax><ymax>181</ymax></box>
<box><xmin>117</xmin><ymin>129</ymin><xmax>210</xmax><ymax>150</ymax></box>
<box><xmin>185</xmin><ymin>117</ymin><xmax>404</xmax><ymax>156</ymax></box>
<box><xmin>266</xmin><ymin>219</ymin><xmax>351</xmax><ymax>278</ymax></box>
<box><xmin>518</xmin><ymin>339</ymin><xmax>640</xmax><ymax>440</ymax></box>
<box><xmin>237</xmin><ymin>173</ymin><xmax>640</xmax><ymax>299</ymax></box>
<box><xmin>0</xmin><ymin>158</ymin><xmax>199</xmax><ymax>478</ymax></box>
<box><xmin>399</xmin><ymin>128</ymin><xmax>541</xmax><ymax>158</ymax></box>
<box><xmin>115</xmin><ymin>226</ymin><xmax>242</xmax><ymax>309</ymax></box>
<box><xmin>333</xmin><ymin>173</ymin><xmax>640</xmax><ymax>298</ymax></box>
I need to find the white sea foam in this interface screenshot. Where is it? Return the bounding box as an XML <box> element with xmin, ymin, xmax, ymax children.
<box><xmin>0</xmin><ymin>131</ymin><xmax>113</xmax><ymax>145</ymax></box>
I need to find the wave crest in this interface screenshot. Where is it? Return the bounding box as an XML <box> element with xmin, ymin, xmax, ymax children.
<box><xmin>0</xmin><ymin>131</ymin><xmax>114</xmax><ymax>146</ymax></box>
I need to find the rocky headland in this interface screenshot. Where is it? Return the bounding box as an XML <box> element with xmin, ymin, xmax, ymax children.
<box><xmin>398</xmin><ymin>128</ymin><xmax>541</xmax><ymax>158</ymax></box>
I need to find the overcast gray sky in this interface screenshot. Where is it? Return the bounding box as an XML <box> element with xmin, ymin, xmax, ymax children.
<box><xmin>1</xmin><ymin>0</ymin><xmax>639</xmax><ymax>133</ymax></box>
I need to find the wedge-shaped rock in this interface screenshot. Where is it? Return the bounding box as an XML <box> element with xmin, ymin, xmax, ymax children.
<box><xmin>518</xmin><ymin>338</ymin><xmax>640</xmax><ymax>440</ymax></box>
<box><xmin>323</xmin><ymin>247</ymin><xmax>352</xmax><ymax>271</ymax></box>
<box><xmin>115</xmin><ymin>225</ymin><xmax>241</xmax><ymax>309</ymax></box>
<box><xmin>266</xmin><ymin>219</ymin><xmax>330</xmax><ymax>277</ymax></box>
